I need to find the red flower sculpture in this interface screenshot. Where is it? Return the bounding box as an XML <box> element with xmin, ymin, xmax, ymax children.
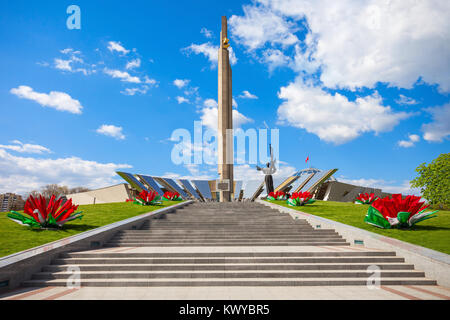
<box><xmin>355</xmin><ymin>193</ymin><xmax>378</xmax><ymax>205</ymax></box>
<box><xmin>8</xmin><ymin>195</ymin><xmax>83</xmax><ymax>228</ymax></box>
<box><xmin>135</xmin><ymin>190</ymin><xmax>161</xmax><ymax>205</ymax></box>
<box><xmin>365</xmin><ymin>194</ymin><xmax>438</xmax><ymax>228</ymax></box>
<box><xmin>162</xmin><ymin>191</ymin><xmax>182</xmax><ymax>201</ymax></box>
<box><xmin>287</xmin><ymin>191</ymin><xmax>315</xmax><ymax>206</ymax></box>
<box><xmin>267</xmin><ymin>191</ymin><xmax>287</xmax><ymax>200</ymax></box>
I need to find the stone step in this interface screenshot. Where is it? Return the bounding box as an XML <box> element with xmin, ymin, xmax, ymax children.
<box><xmin>107</xmin><ymin>239</ymin><xmax>348</xmax><ymax>244</ymax></box>
<box><xmin>43</xmin><ymin>263</ymin><xmax>414</xmax><ymax>272</ymax></box>
<box><xmin>31</xmin><ymin>270</ymin><xmax>426</xmax><ymax>280</ymax></box>
<box><xmin>137</xmin><ymin>227</ymin><xmax>317</xmax><ymax>231</ymax></box>
<box><xmin>104</xmin><ymin>242</ymin><xmax>350</xmax><ymax>247</ymax></box>
<box><xmin>22</xmin><ymin>277</ymin><xmax>437</xmax><ymax>287</ymax></box>
<box><xmin>126</xmin><ymin>232</ymin><xmax>337</xmax><ymax>237</ymax></box>
<box><xmin>60</xmin><ymin>251</ymin><xmax>397</xmax><ymax>258</ymax></box>
<box><xmin>113</xmin><ymin>233</ymin><xmax>341</xmax><ymax>240</ymax></box>
<box><xmin>52</xmin><ymin>257</ymin><xmax>404</xmax><ymax>265</ymax></box>
<box><xmin>123</xmin><ymin>229</ymin><xmax>338</xmax><ymax>236</ymax></box>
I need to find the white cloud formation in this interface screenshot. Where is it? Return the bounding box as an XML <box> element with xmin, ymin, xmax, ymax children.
<box><xmin>121</xmin><ymin>86</ymin><xmax>149</xmax><ymax>96</ymax></box>
<box><xmin>396</xmin><ymin>94</ymin><xmax>418</xmax><ymax>105</ymax></box>
<box><xmin>338</xmin><ymin>176</ymin><xmax>421</xmax><ymax>196</ymax></box>
<box><xmin>176</xmin><ymin>96</ymin><xmax>190</xmax><ymax>104</ymax></box>
<box><xmin>199</xmin><ymin>105</ymin><xmax>253</xmax><ymax>131</ymax></box>
<box><xmin>243</xmin><ymin>0</ymin><xmax>450</xmax><ymax>92</ymax></box>
<box><xmin>144</xmin><ymin>76</ymin><xmax>158</xmax><ymax>86</ymax></box>
<box><xmin>200</xmin><ymin>27</ymin><xmax>213</xmax><ymax>38</ymax></box>
<box><xmin>126</xmin><ymin>58</ymin><xmax>141</xmax><ymax>70</ymax></box>
<box><xmin>53</xmin><ymin>49</ymin><xmax>92</xmax><ymax>75</ymax></box>
<box><xmin>183</xmin><ymin>42</ymin><xmax>237</xmax><ymax>67</ymax></box>
<box><xmin>239</xmin><ymin>90</ymin><xmax>258</xmax><ymax>99</ymax></box>
<box><xmin>10</xmin><ymin>85</ymin><xmax>83</xmax><ymax>114</ymax></box>
<box><xmin>262</xmin><ymin>48</ymin><xmax>291</xmax><ymax>71</ymax></box>
<box><xmin>234</xmin><ymin>163</ymin><xmax>296</xmax><ymax>181</ymax></box>
<box><xmin>422</xmin><ymin>103</ymin><xmax>450</xmax><ymax>142</ymax></box>
<box><xmin>229</xmin><ymin>5</ymin><xmax>299</xmax><ymax>50</ymax></box>
<box><xmin>173</xmin><ymin>79</ymin><xmax>190</xmax><ymax>89</ymax></box>
<box><xmin>0</xmin><ymin>149</ymin><xmax>131</xmax><ymax>195</ymax></box>
<box><xmin>203</xmin><ymin>99</ymin><xmax>218</xmax><ymax>108</ymax></box>
<box><xmin>103</xmin><ymin>68</ymin><xmax>141</xmax><ymax>83</ymax></box>
<box><xmin>0</xmin><ymin>140</ymin><xmax>51</xmax><ymax>154</ymax></box>
<box><xmin>96</xmin><ymin>125</ymin><xmax>126</xmax><ymax>140</ymax></box>
<box><xmin>277</xmin><ymin>79</ymin><xmax>410</xmax><ymax>144</ymax></box>
<box><xmin>107</xmin><ymin>41</ymin><xmax>130</xmax><ymax>55</ymax></box>
<box><xmin>232</xmin><ymin>98</ymin><xmax>238</xmax><ymax>108</ymax></box>
<box><xmin>397</xmin><ymin>134</ymin><xmax>420</xmax><ymax>148</ymax></box>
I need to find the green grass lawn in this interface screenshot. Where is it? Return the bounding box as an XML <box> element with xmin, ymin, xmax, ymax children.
<box><xmin>0</xmin><ymin>201</ymin><xmax>182</xmax><ymax>258</ymax></box>
<box><xmin>267</xmin><ymin>200</ymin><xmax>450</xmax><ymax>255</ymax></box>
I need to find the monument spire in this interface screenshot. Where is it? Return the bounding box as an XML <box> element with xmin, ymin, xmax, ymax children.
<box><xmin>218</xmin><ymin>16</ymin><xmax>233</xmax><ymax>202</ymax></box>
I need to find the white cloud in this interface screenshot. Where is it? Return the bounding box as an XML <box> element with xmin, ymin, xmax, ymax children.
<box><xmin>144</xmin><ymin>76</ymin><xmax>158</xmax><ymax>86</ymax></box>
<box><xmin>248</xmin><ymin>0</ymin><xmax>450</xmax><ymax>92</ymax></box>
<box><xmin>422</xmin><ymin>103</ymin><xmax>450</xmax><ymax>142</ymax></box>
<box><xmin>176</xmin><ymin>96</ymin><xmax>190</xmax><ymax>104</ymax></box>
<box><xmin>199</xmin><ymin>106</ymin><xmax>253</xmax><ymax>131</ymax></box>
<box><xmin>397</xmin><ymin>134</ymin><xmax>420</xmax><ymax>148</ymax></box>
<box><xmin>229</xmin><ymin>5</ymin><xmax>299</xmax><ymax>50</ymax></box>
<box><xmin>54</xmin><ymin>58</ymin><xmax>72</xmax><ymax>71</ymax></box>
<box><xmin>262</xmin><ymin>48</ymin><xmax>291</xmax><ymax>71</ymax></box>
<box><xmin>232</xmin><ymin>98</ymin><xmax>238</xmax><ymax>108</ymax></box>
<box><xmin>0</xmin><ymin>140</ymin><xmax>51</xmax><ymax>154</ymax></box>
<box><xmin>107</xmin><ymin>41</ymin><xmax>130</xmax><ymax>55</ymax></box>
<box><xmin>0</xmin><ymin>149</ymin><xmax>131</xmax><ymax>195</ymax></box>
<box><xmin>173</xmin><ymin>79</ymin><xmax>190</xmax><ymax>89</ymax></box>
<box><xmin>338</xmin><ymin>176</ymin><xmax>421</xmax><ymax>196</ymax></box>
<box><xmin>396</xmin><ymin>94</ymin><xmax>418</xmax><ymax>105</ymax></box>
<box><xmin>234</xmin><ymin>163</ymin><xmax>296</xmax><ymax>181</ymax></box>
<box><xmin>200</xmin><ymin>27</ymin><xmax>213</xmax><ymax>38</ymax></box>
<box><xmin>10</xmin><ymin>85</ymin><xmax>83</xmax><ymax>114</ymax></box>
<box><xmin>52</xmin><ymin>49</ymin><xmax>92</xmax><ymax>76</ymax></box>
<box><xmin>239</xmin><ymin>90</ymin><xmax>258</xmax><ymax>99</ymax></box>
<box><xmin>183</xmin><ymin>42</ymin><xmax>237</xmax><ymax>67</ymax></box>
<box><xmin>203</xmin><ymin>98</ymin><xmax>218</xmax><ymax>108</ymax></box>
<box><xmin>126</xmin><ymin>58</ymin><xmax>141</xmax><ymax>70</ymax></box>
<box><xmin>96</xmin><ymin>125</ymin><xmax>126</xmax><ymax>140</ymax></box>
<box><xmin>276</xmin><ymin>79</ymin><xmax>410</xmax><ymax>144</ymax></box>
<box><xmin>121</xmin><ymin>86</ymin><xmax>149</xmax><ymax>96</ymax></box>
<box><xmin>103</xmin><ymin>68</ymin><xmax>141</xmax><ymax>83</ymax></box>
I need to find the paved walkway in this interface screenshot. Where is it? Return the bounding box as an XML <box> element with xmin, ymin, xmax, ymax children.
<box><xmin>1</xmin><ymin>282</ymin><xmax>449</xmax><ymax>300</ymax></box>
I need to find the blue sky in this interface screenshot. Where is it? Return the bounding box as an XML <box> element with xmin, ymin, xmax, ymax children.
<box><xmin>0</xmin><ymin>0</ymin><xmax>449</xmax><ymax>195</ymax></box>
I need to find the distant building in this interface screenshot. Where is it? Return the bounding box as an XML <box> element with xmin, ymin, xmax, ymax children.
<box><xmin>0</xmin><ymin>193</ymin><xmax>25</xmax><ymax>212</ymax></box>
<box><xmin>66</xmin><ymin>183</ymin><xmax>133</xmax><ymax>205</ymax></box>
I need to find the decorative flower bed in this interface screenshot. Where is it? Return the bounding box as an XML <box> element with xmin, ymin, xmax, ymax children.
<box><xmin>364</xmin><ymin>194</ymin><xmax>438</xmax><ymax>229</ymax></box>
<box><xmin>8</xmin><ymin>195</ymin><xmax>83</xmax><ymax>228</ymax></box>
<box><xmin>134</xmin><ymin>190</ymin><xmax>161</xmax><ymax>205</ymax></box>
<box><xmin>267</xmin><ymin>191</ymin><xmax>287</xmax><ymax>201</ymax></box>
<box><xmin>162</xmin><ymin>191</ymin><xmax>182</xmax><ymax>201</ymax></box>
<box><xmin>287</xmin><ymin>191</ymin><xmax>316</xmax><ymax>206</ymax></box>
<box><xmin>355</xmin><ymin>192</ymin><xmax>379</xmax><ymax>205</ymax></box>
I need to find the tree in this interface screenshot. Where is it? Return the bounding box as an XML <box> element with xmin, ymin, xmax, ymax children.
<box><xmin>69</xmin><ymin>187</ymin><xmax>91</xmax><ymax>194</ymax></box>
<box><xmin>40</xmin><ymin>184</ymin><xmax>70</xmax><ymax>199</ymax></box>
<box><xmin>410</xmin><ymin>153</ymin><xmax>449</xmax><ymax>208</ymax></box>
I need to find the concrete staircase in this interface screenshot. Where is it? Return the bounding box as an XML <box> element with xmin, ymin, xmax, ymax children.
<box><xmin>23</xmin><ymin>202</ymin><xmax>437</xmax><ymax>287</ymax></box>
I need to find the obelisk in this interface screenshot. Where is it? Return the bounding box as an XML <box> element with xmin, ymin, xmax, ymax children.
<box><xmin>217</xmin><ymin>16</ymin><xmax>234</xmax><ymax>202</ymax></box>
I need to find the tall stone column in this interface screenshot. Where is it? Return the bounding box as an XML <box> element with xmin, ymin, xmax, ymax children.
<box><xmin>218</xmin><ymin>16</ymin><xmax>234</xmax><ymax>202</ymax></box>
